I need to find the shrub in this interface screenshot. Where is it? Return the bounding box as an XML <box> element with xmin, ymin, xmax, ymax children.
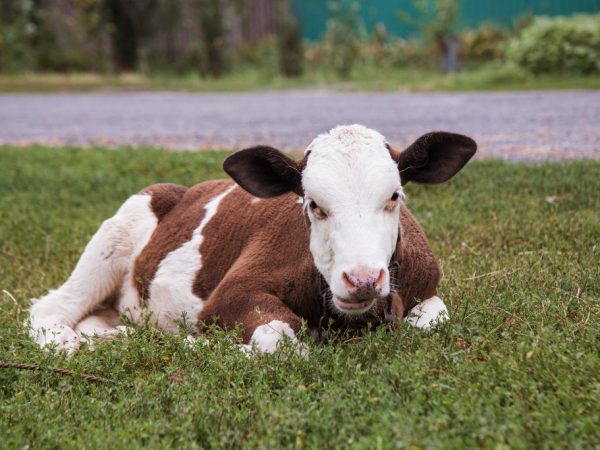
<box><xmin>278</xmin><ymin>13</ymin><xmax>303</xmax><ymax>77</ymax></box>
<box><xmin>34</xmin><ymin>6</ymin><xmax>100</xmax><ymax>73</ymax></box>
<box><xmin>368</xmin><ymin>22</ymin><xmax>388</xmax><ymax>66</ymax></box>
<box><xmin>386</xmin><ymin>38</ymin><xmax>434</xmax><ymax>68</ymax></box>
<box><xmin>250</xmin><ymin>37</ymin><xmax>280</xmax><ymax>78</ymax></box>
<box><xmin>399</xmin><ymin>0</ymin><xmax>460</xmax><ymax>72</ymax></box>
<box><xmin>0</xmin><ymin>0</ymin><xmax>36</xmax><ymax>73</ymax></box>
<box><xmin>0</xmin><ymin>23</ymin><xmax>34</xmax><ymax>73</ymax></box>
<box><xmin>460</xmin><ymin>22</ymin><xmax>510</xmax><ymax>62</ymax></box>
<box><xmin>304</xmin><ymin>41</ymin><xmax>328</xmax><ymax>70</ymax></box>
<box><xmin>324</xmin><ymin>0</ymin><xmax>364</xmax><ymax>78</ymax></box>
<box><xmin>199</xmin><ymin>0</ymin><xmax>228</xmax><ymax>77</ymax></box>
<box><xmin>506</xmin><ymin>14</ymin><xmax>600</xmax><ymax>75</ymax></box>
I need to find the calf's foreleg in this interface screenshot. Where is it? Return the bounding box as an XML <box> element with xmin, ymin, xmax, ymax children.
<box><xmin>199</xmin><ymin>289</ymin><xmax>305</xmax><ymax>354</ymax></box>
<box><xmin>404</xmin><ymin>296</ymin><xmax>449</xmax><ymax>329</ymax></box>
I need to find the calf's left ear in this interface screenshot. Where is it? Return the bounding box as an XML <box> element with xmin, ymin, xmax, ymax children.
<box><xmin>393</xmin><ymin>132</ymin><xmax>477</xmax><ymax>185</ymax></box>
<box><xmin>223</xmin><ymin>146</ymin><xmax>303</xmax><ymax>198</ymax></box>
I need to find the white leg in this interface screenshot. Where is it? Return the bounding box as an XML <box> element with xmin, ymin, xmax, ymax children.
<box><xmin>75</xmin><ymin>307</ymin><xmax>120</xmax><ymax>337</ymax></box>
<box><xmin>75</xmin><ymin>307</ymin><xmax>130</xmax><ymax>338</ymax></box>
<box><xmin>404</xmin><ymin>296</ymin><xmax>449</xmax><ymax>330</ymax></box>
<box><xmin>246</xmin><ymin>320</ymin><xmax>308</xmax><ymax>357</ymax></box>
<box><xmin>75</xmin><ymin>308</ymin><xmax>129</xmax><ymax>349</ymax></box>
<box><xmin>28</xmin><ymin>194</ymin><xmax>157</xmax><ymax>352</ymax></box>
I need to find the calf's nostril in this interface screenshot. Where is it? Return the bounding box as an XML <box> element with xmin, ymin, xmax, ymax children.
<box><xmin>342</xmin><ymin>272</ymin><xmax>357</xmax><ymax>291</ymax></box>
<box><xmin>343</xmin><ymin>268</ymin><xmax>386</xmax><ymax>295</ymax></box>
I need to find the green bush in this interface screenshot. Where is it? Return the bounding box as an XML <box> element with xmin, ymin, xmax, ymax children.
<box><xmin>507</xmin><ymin>14</ymin><xmax>600</xmax><ymax>75</ymax></box>
<box><xmin>304</xmin><ymin>40</ymin><xmax>327</xmax><ymax>71</ymax></box>
<box><xmin>324</xmin><ymin>0</ymin><xmax>364</xmax><ymax>78</ymax></box>
<box><xmin>460</xmin><ymin>22</ymin><xmax>510</xmax><ymax>62</ymax></box>
<box><xmin>0</xmin><ymin>23</ymin><xmax>34</xmax><ymax>73</ymax></box>
<box><xmin>399</xmin><ymin>0</ymin><xmax>460</xmax><ymax>72</ymax></box>
<box><xmin>278</xmin><ymin>14</ymin><xmax>303</xmax><ymax>77</ymax></box>
<box><xmin>34</xmin><ymin>24</ymin><xmax>95</xmax><ymax>73</ymax></box>
<box><xmin>363</xmin><ymin>22</ymin><xmax>388</xmax><ymax>67</ymax></box>
<box><xmin>237</xmin><ymin>38</ymin><xmax>280</xmax><ymax>78</ymax></box>
<box><xmin>199</xmin><ymin>0</ymin><xmax>228</xmax><ymax>77</ymax></box>
<box><xmin>0</xmin><ymin>0</ymin><xmax>36</xmax><ymax>73</ymax></box>
<box><xmin>386</xmin><ymin>38</ymin><xmax>434</xmax><ymax>68</ymax></box>
<box><xmin>360</xmin><ymin>23</ymin><xmax>427</xmax><ymax>69</ymax></box>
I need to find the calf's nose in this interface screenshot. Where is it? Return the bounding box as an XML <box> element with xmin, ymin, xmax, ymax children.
<box><xmin>342</xmin><ymin>267</ymin><xmax>386</xmax><ymax>296</ymax></box>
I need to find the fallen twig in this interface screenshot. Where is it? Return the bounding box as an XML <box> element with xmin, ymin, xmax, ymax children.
<box><xmin>0</xmin><ymin>360</ymin><xmax>114</xmax><ymax>384</ymax></box>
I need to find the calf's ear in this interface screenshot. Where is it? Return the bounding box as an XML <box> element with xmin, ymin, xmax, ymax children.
<box><xmin>223</xmin><ymin>146</ymin><xmax>303</xmax><ymax>198</ymax></box>
<box><xmin>394</xmin><ymin>132</ymin><xmax>477</xmax><ymax>185</ymax></box>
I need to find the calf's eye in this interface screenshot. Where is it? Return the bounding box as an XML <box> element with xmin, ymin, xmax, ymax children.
<box><xmin>308</xmin><ymin>199</ymin><xmax>327</xmax><ymax>219</ymax></box>
<box><xmin>385</xmin><ymin>191</ymin><xmax>401</xmax><ymax>212</ymax></box>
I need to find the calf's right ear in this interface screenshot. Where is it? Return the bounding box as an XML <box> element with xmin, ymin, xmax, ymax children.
<box><xmin>223</xmin><ymin>146</ymin><xmax>303</xmax><ymax>198</ymax></box>
<box><xmin>394</xmin><ymin>132</ymin><xmax>477</xmax><ymax>185</ymax></box>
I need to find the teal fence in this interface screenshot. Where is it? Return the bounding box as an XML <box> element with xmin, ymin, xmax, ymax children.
<box><xmin>292</xmin><ymin>0</ymin><xmax>600</xmax><ymax>40</ymax></box>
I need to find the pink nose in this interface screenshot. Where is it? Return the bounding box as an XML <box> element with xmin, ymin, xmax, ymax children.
<box><xmin>342</xmin><ymin>267</ymin><xmax>386</xmax><ymax>296</ymax></box>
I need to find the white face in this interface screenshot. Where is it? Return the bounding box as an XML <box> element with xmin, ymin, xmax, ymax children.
<box><xmin>302</xmin><ymin>125</ymin><xmax>402</xmax><ymax>316</ymax></box>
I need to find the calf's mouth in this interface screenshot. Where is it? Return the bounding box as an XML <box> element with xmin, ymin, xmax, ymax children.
<box><xmin>332</xmin><ymin>295</ymin><xmax>378</xmax><ymax>315</ymax></box>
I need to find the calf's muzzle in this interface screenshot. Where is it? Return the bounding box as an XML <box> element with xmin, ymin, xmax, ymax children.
<box><xmin>341</xmin><ymin>266</ymin><xmax>386</xmax><ymax>300</ymax></box>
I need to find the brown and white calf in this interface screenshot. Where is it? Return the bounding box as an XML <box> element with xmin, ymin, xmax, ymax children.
<box><xmin>28</xmin><ymin>125</ymin><xmax>476</xmax><ymax>354</ymax></box>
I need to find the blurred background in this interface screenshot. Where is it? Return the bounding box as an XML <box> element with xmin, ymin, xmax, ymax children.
<box><xmin>1</xmin><ymin>0</ymin><xmax>599</xmax><ymax>91</ymax></box>
<box><xmin>2</xmin><ymin>4</ymin><xmax>600</xmax><ymax>447</ymax></box>
<box><xmin>1</xmin><ymin>0</ymin><xmax>599</xmax><ymax>158</ymax></box>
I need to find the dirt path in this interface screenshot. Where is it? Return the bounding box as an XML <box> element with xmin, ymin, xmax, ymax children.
<box><xmin>1</xmin><ymin>90</ymin><xmax>598</xmax><ymax>160</ymax></box>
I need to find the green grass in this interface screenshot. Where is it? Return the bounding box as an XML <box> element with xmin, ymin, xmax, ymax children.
<box><xmin>1</xmin><ymin>147</ymin><xmax>599</xmax><ymax>449</ymax></box>
<box><xmin>2</xmin><ymin>63</ymin><xmax>600</xmax><ymax>93</ymax></box>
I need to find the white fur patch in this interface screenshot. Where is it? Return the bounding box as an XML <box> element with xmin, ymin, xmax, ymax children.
<box><xmin>250</xmin><ymin>320</ymin><xmax>297</xmax><ymax>353</ymax></box>
<box><xmin>145</xmin><ymin>184</ymin><xmax>236</xmax><ymax>332</ymax></box>
<box><xmin>404</xmin><ymin>296</ymin><xmax>449</xmax><ymax>329</ymax></box>
<box><xmin>116</xmin><ymin>196</ymin><xmax>163</xmax><ymax>323</ymax></box>
<box><xmin>29</xmin><ymin>194</ymin><xmax>157</xmax><ymax>352</ymax></box>
<box><xmin>302</xmin><ymin>124</ymin><xmax>402</xmax><ymax>304</ymax></box>
<box><xmin>32</xmin><ymin>324</ymin><xmax>81</xmax><ymax>355</ymax></box>
<box><xmin>75</xmin><ymin>307</ymin><xmax>120</xmax><ymax>337</ymax></box>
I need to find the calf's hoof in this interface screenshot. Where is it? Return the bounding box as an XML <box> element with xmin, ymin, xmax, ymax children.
<box><xmin>404</xmin><ymin>296</ymin><xmax>449</xmax><ymax>330</ymax></box>
<box><xmin>31</xmin><ymin>324</ymin><xmax>82</xmax><ymax>355</ymax></box>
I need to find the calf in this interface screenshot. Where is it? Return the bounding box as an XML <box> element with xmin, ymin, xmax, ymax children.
<box><xmin>28</xmin><ymin>125</ymin><xmax>476</xmax><ymax>354</ymax></box>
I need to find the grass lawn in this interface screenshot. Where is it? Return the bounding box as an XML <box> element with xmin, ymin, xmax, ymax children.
<box><xmin>1</xmin><ymin>64</ymin><xmax>600</xmax><ymax>93</ymax></box>
<box><xmin>1</xmin><ymin>147</ymin><xmax>598</xmax><ymax>449</ymax></box>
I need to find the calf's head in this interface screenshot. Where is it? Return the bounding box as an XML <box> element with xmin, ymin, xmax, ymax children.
<box><xmin>224</xmin><ymin>125</ymin><xmax>476</xmax><ymax>316</ymax></box>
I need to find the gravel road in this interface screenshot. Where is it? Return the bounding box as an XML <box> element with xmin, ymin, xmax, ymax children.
<box><xmin>1</xmin><ymin>90</ymin><xmax>599</xmax><ymax>160</ymax></box>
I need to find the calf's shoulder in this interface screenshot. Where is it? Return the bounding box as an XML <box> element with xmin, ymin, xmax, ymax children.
<box><xmin>396</xmin><ymin>205</ymin><xmax>441</xmax><ymax>312</ymax></box>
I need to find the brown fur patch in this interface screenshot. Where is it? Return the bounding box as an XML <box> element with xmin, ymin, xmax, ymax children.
<box><xmin>140</xmin><ymin>183</ymin><xmax>188</xmax><ymax>221</ymax></box>
<box><xmin>395</xmin><ymin>205</ymin><xmax>440</xmax><ymax>311</ymax></box>
<box><xmin>196</xmin><ymin>191</ymin><xmax>321</xmax><ymax>341</ymax></box>
<box><xmin>133</xmin><ymin>179</ymin><xmax>439</xmax><ymax>342</ymax></box>
<box><xmin>133</xmin><ymin>180</ymin><xmax>232</xmax><ymax>301</ymax></box>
